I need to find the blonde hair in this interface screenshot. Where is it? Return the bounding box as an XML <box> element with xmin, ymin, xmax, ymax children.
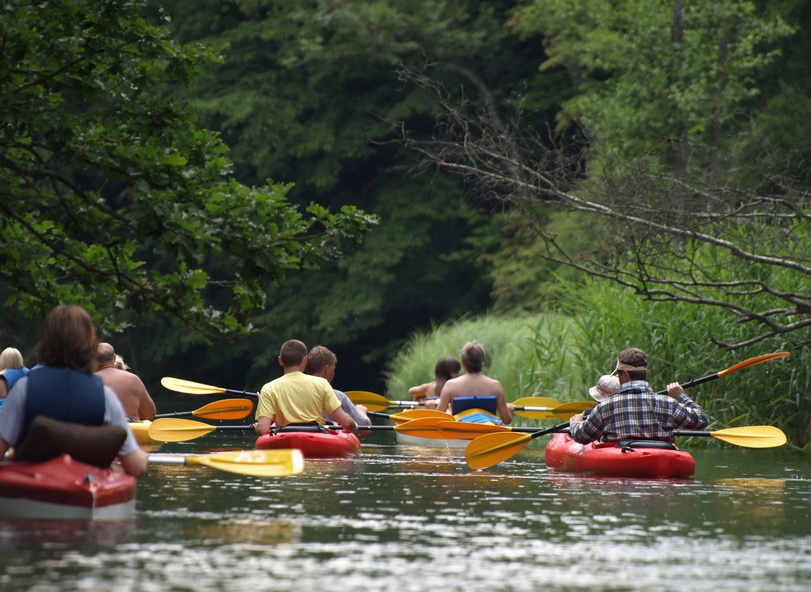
<box><xmin>0</xmin><ymin>347</ymin><xmax>24</xmax><ymax>372</ymax></box>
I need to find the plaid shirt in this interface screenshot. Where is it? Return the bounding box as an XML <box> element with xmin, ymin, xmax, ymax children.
<box><xmin>569</xmin><ymin>380</ymin><xmax>709</xmax><ymax>443</ymax></box>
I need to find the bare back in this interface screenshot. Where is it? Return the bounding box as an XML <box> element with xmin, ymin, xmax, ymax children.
<box><xmin>437</xmin><ymin>372</ymin><xmax>512</xmax><ymax>424</ymax></box>
<box><xmin>96</xmin><ymin>367</ymin><xmax>156</xmax><ymax>420</ymax></box>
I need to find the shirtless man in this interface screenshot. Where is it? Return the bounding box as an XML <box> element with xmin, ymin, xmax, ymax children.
<box><xmin>436</xmin><ymin>341</ymin><xmax>514</xmax><ymax>425</ymax></box>
<box><xmin>95</xmin><ymin>342</ymin><xmax>156</xmax><ymax>421</ymax></box>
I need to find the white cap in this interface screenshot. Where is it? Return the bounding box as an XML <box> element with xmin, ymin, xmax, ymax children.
<box><xmin>588</xmin><ymin>374</ymin><xmax>620</xmax><ymax>402</ymax></box>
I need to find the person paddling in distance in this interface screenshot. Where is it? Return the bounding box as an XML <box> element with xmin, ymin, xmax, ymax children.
<box><xmin>253</xmin><ymin>339</ymin><xmax>358</xmax><ymax>436</ymax></box>
<box><xmin>0</xmin><ymin>305</ymin><xmax>148</xmax><ymax>476</ymax></box>
<box><xmin>435</xmin><ymin>341</ymin><xmax>515</xmax><ymax>424</ymax></box>
<box><xmin>568</xmin><ymin>347</ymin><xmax>709</xmax><ymax>444</ymax></box>
<box><xmin>95</xmin><ymin>342</ymin><xmax>157</xmax><ymax>421</ymax></box>
<box><xmin>0</xmin><ymin>347</ymin><xmax>30</xmax><ymax>401</ymax></box>
<box><xmin>305</xmin><ymin>345</ymin><xmax>371</xmax><ymax>431</ymax></box>
<box><xmin>408</xmin><ymin>355</ymin><xmax>461</xmax><ymax>405</ymax></box>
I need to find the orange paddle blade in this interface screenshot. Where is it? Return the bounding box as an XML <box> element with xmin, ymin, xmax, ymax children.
<box><xmin>192</xmin><ymin>398</ymin><xmax>254</xmax><ymax>420</ymax></box>
<box><xmin>393</xmin><ymin>417</ymin><xmax>450</xmax><ymax>439</ymax></box>
<box><xmin>717</xmin><ymin>352</ymin><xmax>790</xmax><ymax>377</ymax></box>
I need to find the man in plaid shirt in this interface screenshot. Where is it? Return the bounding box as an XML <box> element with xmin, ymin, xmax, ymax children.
<box><xmin>569</xmin><ymin>347</ymin><xmax>709</xmax><ymax>443</ymax></box>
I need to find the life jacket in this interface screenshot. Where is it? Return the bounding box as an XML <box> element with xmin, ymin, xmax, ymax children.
<box><xmin>21</xmin><ymin>366</ymin><xmax>105</xmax><ymax>444</ymax></box>
<box><xmin>451</xmin><ymin>395</ymin><xmax>498</xmax><ymax>416</ymax></box>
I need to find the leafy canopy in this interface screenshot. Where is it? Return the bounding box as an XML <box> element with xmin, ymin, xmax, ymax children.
<box><xmin>0</xmin><ymin>0</ymin><xmax>375</xmax><ymax>336</ymax></box>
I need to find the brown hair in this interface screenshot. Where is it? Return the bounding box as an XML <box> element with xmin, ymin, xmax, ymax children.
<box><xmin>279</xmin><ymin>339</ymin><xmax>307</xmax><ymax>367</ymax></box>
<box><xmin>434</xmin><ymin>355</ymin><xmax>461</xmax><ymax>397</ymax></box>
<box><xmin>306</xmin><ymin>345</ymin><xmax>336</xmax><ymax>374</ymax></box>
<box><xmin>617</xmin><ymin>347</ymin><xmax>648</xmax><ymax>380</ymax></box>
<box><xmin>460</xmin><ymin>341</ymin><xmax>486</xmax><ymax>373</ymax></box>
<box><xmin>36</xmin><ymin>305</ymin><xmax>98</xmax><ymax>373</ymax></box>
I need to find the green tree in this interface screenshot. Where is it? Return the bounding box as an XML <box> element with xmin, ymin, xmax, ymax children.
<box><xmin>404</xmin><ymin>0</ymin><xmax>809</xmax><ymax>351</ymax></box>
<box><xmin>147</xmin><ymin>0</ymin><xmax>569</xmax><ymax>388</ymax></box>
<box><xmin>0</xmin><ymin>0</ymin><xmax>374</xmax><ymax>338</ymax></box>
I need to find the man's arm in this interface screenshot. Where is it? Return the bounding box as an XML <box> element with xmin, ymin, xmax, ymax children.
<box><xmin>494</xmin><ymin>383</ymin><xmax>514</xmax><ymax>425</ymax></box>
<box><xmin>330</xmin><ymin>407</ymin><xmax>358</xmax><ymax>434</ymax></box>
<box><xmin>254</xmin><ymin>416</ymin><xmax>273</xmax><ymax>436</ymax></box>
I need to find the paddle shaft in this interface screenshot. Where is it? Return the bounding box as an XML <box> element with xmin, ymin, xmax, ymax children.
<box><xmin>202</xmin><ymin>424</ymin><xmax>398</xmax><ymax>432</ymax></box>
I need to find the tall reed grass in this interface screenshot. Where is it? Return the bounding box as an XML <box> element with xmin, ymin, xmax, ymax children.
<box><xmin>385</xmin><ymin>276</ymin><xmax>808</xmax><ymax>447</ymax></box>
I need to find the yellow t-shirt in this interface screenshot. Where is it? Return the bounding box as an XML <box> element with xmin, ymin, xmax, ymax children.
<box><xmin>255</xmin><ymin>371</ymin><xmax>341</xmax><ymax>426</ymax></box>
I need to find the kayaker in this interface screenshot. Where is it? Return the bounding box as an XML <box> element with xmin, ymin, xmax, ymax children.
<box><xmin>408</xmin><ymin>355</ymin><xmax>461</xmax><ymax>405</ymax></box>
<box><xmin>95</xmin><ymin>342</ymin><xmax>157</xmax><ymax>421</ymax></box>
<box><xmin>253</xmin><ymin>339</ymin><xmax>358</xmax><ymax>436</ymax></box>
<box><xmin>305</xmin><ymin>345</ymin><xmax>371</xmax><ymax>430</ymax></box>
<box><xmin>0</xmin><ymin>305</ymin><xmax>148</xmax><ymax>476</ymax></box>
<box><xmin>568</xmin><ymin>347</ymin><xmax>709</xmax><ymax>443</ymax></box>
<box><xmin>0</xmin><ymin>347</ymin><xmax>30</xmax><ymax>400</ymax></box>
<box><xmin>435</xmin><ymin>341</ymin><xmax>515</xmax><ymax>424</ymax></box>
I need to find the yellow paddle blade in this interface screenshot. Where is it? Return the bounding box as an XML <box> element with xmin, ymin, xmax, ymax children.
<box><xmin>511</xmin><ymin>396</ymin><xmax>563</xmax><ymax>420</ymax></box>
<box><xmin>345</xmin><ymin>390</ymin><xmax>391</xmax><ymax>412</ymax></box>
<box><xmin>148</xmin><ymin>418</ymin><xmax>216</xmax><ymax>442</ymax></box>
<box><xmin>393</xmin><ymin>417</ymin><xmax>449</xmax><ymax>439</ymax></box>
<box><xmin>465</xmin><ymin>432</ymin><xmax>533</xmax><ymax>469</ymax></box>
<box><xmin>547</xmin><ymin>401</ymin><xmax>598</xmax><ymax>418</ymax></box>
<box><xmin>161</xmin><ymin>377</ymin><xmax>227</xmax><ymax>395</ymax></box>
<box><xmin>390</xmin><ymin>409</ymin><xmax>452</xmax><ymax>424</ymax></box>
<box><xmin>710</xmin><ymin>425</ymin><xmax>787</xmax><ymax>448</ymax></box>
<box><xmin>192</xmin><ymin>398</ymin><xmax>254</xmax><ymax>420</ymax></box>
<box><xmin>513</xmin><ymin>396</ymin><xmax>562</xmax><ymax>409</ymax></box>
<box><xmin>436</xmin><ymin>421</ymin><xmax>511</xmax><ymax>440</ymax></box>
<box><xmin>149</xmin><ymin>450</ymin><xmax>305</xmax><ymax>477</ymax></box>
<box><xmin>717</xmin><ymin>352</ymin><xmax>790</xmax><ymax>378</ymax></box>
<box><xmin>512</xmin><ymin>399</ymin><xmax>596</xmax><ymax>420</ymax></box>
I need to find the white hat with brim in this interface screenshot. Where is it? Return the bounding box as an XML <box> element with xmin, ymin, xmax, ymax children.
<box><xmin>589</xmin><ymin>374</ymin><xmax>620</xmax><ymax>402</ymax></box>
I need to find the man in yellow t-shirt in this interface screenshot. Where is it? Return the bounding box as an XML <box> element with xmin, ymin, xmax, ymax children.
<box><xmin>253</xmin><ymin>339</ymin><xmax>358</xmax><ymax>436</ymax></box>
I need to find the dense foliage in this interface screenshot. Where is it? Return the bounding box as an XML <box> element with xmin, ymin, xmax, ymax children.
<box><xmin>0</xmin><ymin>0</ymin><xmax>374</xmax><ymax>341</ymax></box>
<box><xmin>0</xmin><ymin>1</ymin><xmax>807</xmax><ymax>444</ymax></box>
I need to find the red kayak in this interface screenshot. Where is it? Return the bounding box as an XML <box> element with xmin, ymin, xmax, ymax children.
<box><xmin>255</xmin><ymin>426</ymin><xmax>360</xmax><ymax>458</ymax></box>
<box><xmin>545</xmin><ymin>432</ymin><xmax>696</xmax><ymax>479</ymax></box>
<box><xmin>0</xmin><ymin>454</ymin><xmax>137</xmax><ymax>521</ymax></box>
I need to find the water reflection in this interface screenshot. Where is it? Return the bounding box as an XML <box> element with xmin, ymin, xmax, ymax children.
<box><xmin>1</xmin><ymin>440</ymin><xmax>810</xmax><ymax>592</ymax></box>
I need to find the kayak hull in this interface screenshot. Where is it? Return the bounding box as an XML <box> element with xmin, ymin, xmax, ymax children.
<box><xmin>255</xmin><ymin>429</ymin><xmax>360</xmax><ymax>458</ymax></box>
<box><xmin>395</xmin><ymin>431</ymin><xmax>468</xmax><ymax>448</ymax></box>
<box><xmin>0</xmin><ymin>454</ymin><xmax>137</xmax><ymax>521</ymax></box>
<box><xmin>545</xmin><ymin>433</ymin><xmax>696</xmax><ymax>479</ymax></box>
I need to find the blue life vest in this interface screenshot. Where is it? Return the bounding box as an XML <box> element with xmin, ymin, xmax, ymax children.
<box><xmin>21</xmin><ymin>366</ymin><xmax>105</xmax><ymax>442</ymax></box>
<box><xmin>452</xmin><ymin>395</ymin><xmax>498</xmax><ymax>415</ymax></box>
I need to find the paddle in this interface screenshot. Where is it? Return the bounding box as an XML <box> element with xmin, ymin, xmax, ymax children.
<box><xmin>348</xmin><ymin>390</ymin><xmax>597</xmax><ymax>419</ymax></box>
<box><xmin>465</xmin><ymin>351</ymin><xmax>791</xmax><ymax>470</ymax></box>
<box><xmin>161</xmin><ymin>377</ymin><xmax>258</xmax><ymax>398</ymax></box>
<box><xmin>674</xmin><ymin>426</ymin><xmax>786</xmax><ymax>448</ymax></box>
<box><xmin>512</xmin><ymin>398</ymin><xmax>598</xmax><ymax>420</ymax></box>
<box><xmin>153</xmin><ymin>398</ymin><xmax>254</xmax><ymax>421</ymax></box>
<box><xmin>147</xmin><ymin>417</ymin><xmax>443</xmax><ymax>442</ymax></box>
<box><xmin>437</xmin><ymin>421</ymin><xmax>787</xmax><ymax>448</ymax></box>
<box><xmin>345</xmin><ymin>391</ymin><xmax>418</xmax><ymax>412</ymax></box>
<box><xmin>148</xmin><ymin>449</ymin><xmax>304</xmax><ymax>477</ymax></box>
<box><xmin>389</xmin><ymin>409</ymin><xmax>453</xmax><ymax>423</ymax></box>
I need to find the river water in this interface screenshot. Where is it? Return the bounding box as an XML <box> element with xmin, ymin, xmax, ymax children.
<box><xmin>1</xmin><ymin>429</ymin><xmax>810</xmax><ymax>592</ymax></box>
